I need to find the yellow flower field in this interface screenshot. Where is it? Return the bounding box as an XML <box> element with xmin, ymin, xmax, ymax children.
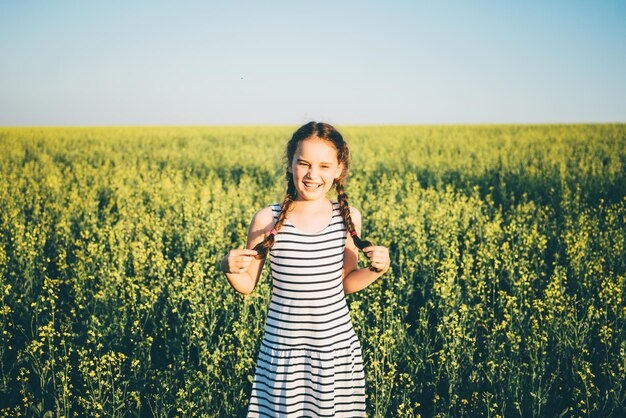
<box><xmin>0</xmin><ymin>124</ymin><xmax>624</xmax><ymax>417</ymax></box>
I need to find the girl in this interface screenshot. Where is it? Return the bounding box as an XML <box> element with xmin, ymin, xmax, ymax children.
<box><xmin>221</xmin><ymin>121</ymin><xmax>390</xmax><ymax>417</ymax></box>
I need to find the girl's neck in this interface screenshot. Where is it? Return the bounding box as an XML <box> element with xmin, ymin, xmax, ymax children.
<box><xmin>291</xmin><ymin>196</ymin><xmax>331</xmax><ymax>212</ymax></box>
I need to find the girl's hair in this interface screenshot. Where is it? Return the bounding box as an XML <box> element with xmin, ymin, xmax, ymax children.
<box><xmin>254</xmin><ymin>121</ymin><xmax>377</xmax><ymax>270</ymax></box>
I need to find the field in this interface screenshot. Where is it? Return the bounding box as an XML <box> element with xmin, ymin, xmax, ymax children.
<box><xmin>0</xmin><ymin>124</ymin><xmax>625</xmax><ymax>417</ymax></box>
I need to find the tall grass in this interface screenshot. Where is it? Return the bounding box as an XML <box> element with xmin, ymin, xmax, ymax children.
<box><xmin>0</xmin><ymin>124</ymin><xmax>624</xmax><ymax>417</ymax></box>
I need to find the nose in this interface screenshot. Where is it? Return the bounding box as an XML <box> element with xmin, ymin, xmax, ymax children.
<box><xmin>305</xmin><ymin>166</ymin><xmax>320</xmax><ymax>179</ymax></box>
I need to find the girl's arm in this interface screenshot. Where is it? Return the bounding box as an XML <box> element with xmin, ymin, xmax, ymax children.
<box><xmin>221</xmin><ymin>207</ymin><xmax>274</xmax><ymax>295</ymax></box>
<box><xmin>342</xmin><ymin>207</ymin><xmax>390</xmax><ymax>294</ymax></box>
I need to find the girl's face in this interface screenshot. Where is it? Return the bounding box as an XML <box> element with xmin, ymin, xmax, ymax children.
<box><xmin>288</xmin><ymin>137</ymin><xmax>342</xmax><ymax>201</ymax></box>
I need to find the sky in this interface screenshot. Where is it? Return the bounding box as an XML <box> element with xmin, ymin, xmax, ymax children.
<box><xmin>0</xmin><ymin>0</ymin><xmax>625</xmax><ymax>126</ymax></box>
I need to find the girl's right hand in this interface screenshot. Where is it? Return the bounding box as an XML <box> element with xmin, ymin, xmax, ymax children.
<box><xmin>224</xmin><ymin>249</ymin><xmax>258</xmax><ymax>274</ymax></box>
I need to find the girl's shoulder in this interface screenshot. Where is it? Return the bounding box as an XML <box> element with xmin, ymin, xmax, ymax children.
<box><xmin>249</xmin><ymin>205</ymin><xmax>275</xmax><ymax>233</ymax></box>
<box><xmin>268</xmin><ymin>202</ymin><xmax>283</xmax><ymax>221</ymax></box>
<box><xmin>348</xmin><ymin>205</ymin><xmax>362</xmax><ymax>225</ymax></box>
<box><xmin>332</xmin><ymin>199</ymin><xmax>361</xmax><ymax>219</ymax></box>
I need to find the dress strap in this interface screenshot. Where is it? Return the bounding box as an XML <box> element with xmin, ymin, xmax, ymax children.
<box><xmin>269</xmin><ymin>203</ymin><xmax>281</xmax><ymax>222</ymax></box>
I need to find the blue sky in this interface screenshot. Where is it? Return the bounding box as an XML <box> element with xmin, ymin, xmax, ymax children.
<box><xmin>0</xmin><ymin>0</ymin><xmax>624</xmax><ymax>126</ymax></box>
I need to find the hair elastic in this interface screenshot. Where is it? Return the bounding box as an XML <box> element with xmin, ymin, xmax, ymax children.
<box><xmin>350</xmin><ymin>230</ymin><xmax>357</xmax><ymax>237</ymax></box>
<box><xmin>269</xmin><ymin>228</ymin><xmax>277</xmax><ymax>236</ymax></box>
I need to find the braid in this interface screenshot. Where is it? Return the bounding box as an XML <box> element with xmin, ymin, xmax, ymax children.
<box><xmin>253</xmin><ymin>173</ymin><xmax>296</xmax><ymax>259</ymax></box>
<box><xmin>336</xmin><ymin>181</ymin><xmax>380</xmax><ymax>272</ymax></box>
<box><xmin>335</xmin><ymin>182</ymin><xmax>371</xmax><ymax>251</ymax></box>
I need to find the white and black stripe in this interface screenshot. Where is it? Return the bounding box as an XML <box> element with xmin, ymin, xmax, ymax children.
<box><xmin>247</xmin><ymin>200</ymin><xmax>367</xmax><ymax>417</ymax></box>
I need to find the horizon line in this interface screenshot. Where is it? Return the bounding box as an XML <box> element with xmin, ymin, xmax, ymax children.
<box><xmin>1</xmin><ymin>121</ymin><xmax>625</xmax><ymax>129</ymax></box>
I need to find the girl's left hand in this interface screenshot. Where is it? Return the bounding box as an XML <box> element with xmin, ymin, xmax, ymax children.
<box><xmin>363</xmin><ymin>245</ymin><xmax>390</xmax><ymax>273</ymax></box>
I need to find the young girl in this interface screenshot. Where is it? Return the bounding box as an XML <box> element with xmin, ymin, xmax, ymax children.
<box><xmin>221</xmin><ymin>121</ymin><xmax>390</xmax><ymax>417</ymax></box>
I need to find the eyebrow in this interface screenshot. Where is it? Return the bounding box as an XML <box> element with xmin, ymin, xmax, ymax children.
<box><xmin>296</xmin><ymin>158</ymin><xmax>335</xmax><ymax>165</ymax></box>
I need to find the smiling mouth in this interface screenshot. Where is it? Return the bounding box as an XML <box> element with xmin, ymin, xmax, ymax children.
<box><xmin>303</xmin><ymin>182</ymin><xmax>322</xmax><ymax>190</ymax></box>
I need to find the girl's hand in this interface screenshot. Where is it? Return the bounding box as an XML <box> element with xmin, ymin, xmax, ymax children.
<box><xmin>224</xmin><ymin>249</ymin><xmax>258</xmax><ymax>274</ymax></box>
<box><xmin>362</xmin><ymin>245</ymin><xmax>390</xmax><ymax>273</ymax></box>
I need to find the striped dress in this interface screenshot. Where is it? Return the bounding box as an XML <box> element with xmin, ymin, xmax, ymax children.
<box><xmin>246</xmin><ymin>200</ymin><xmax>368</xmax><ymax>417</ymax></box>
